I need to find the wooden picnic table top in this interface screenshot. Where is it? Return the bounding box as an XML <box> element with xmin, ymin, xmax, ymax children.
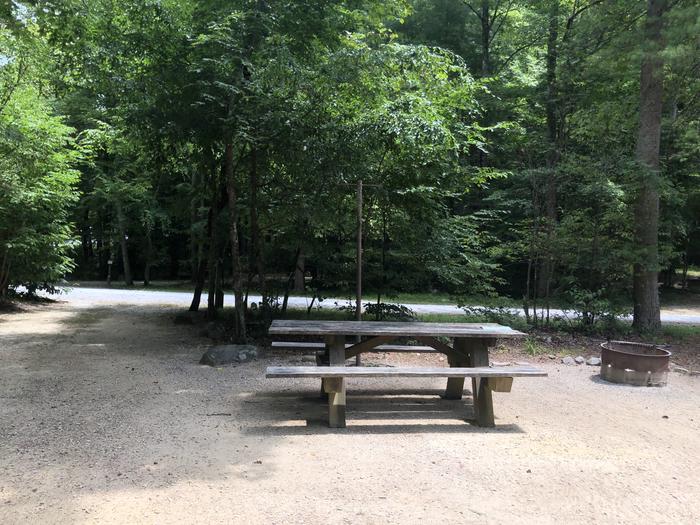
<box><xmin>268</xmin><ymin>320</ymin><xmax>526</xmax><ymax>338</ymax></box>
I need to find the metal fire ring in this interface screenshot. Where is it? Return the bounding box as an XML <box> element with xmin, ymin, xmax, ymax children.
<box><xmin>600</xmin><ymin>340</ymin><xmax>671</xmax><ymax>387</ymax></box>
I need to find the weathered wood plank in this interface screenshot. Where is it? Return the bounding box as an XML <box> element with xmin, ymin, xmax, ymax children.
<box><xmin>321</xmin><ymin>335</ymin><xmax>346</xmax><ymax>402</ymax></box>
<box><xmin>469</xmin><ymin>341</ymin><xmax>494</xmax><ymax>427</ymax></box>
<box><xmin>271</xmin><ymin>341</ymin><xmax>439</xmax><ymax>353</ymax></box>
<box><xmin>324</xmin><ymin>377</ymin><xmax>346</xmax><ymax>428</ymax></box>
<box><xmin>326</xmin><ymin>335</ymin><xmax>346</xmax><ymax>365</ymax></box>
<box><xmin>413</xmin><ymin>336</ymin><xmax>460</xmax><ymax>361</ymax></box>
<box><xmin>344</xmin><ymin>336</ymin><xmax>394</xmax><ymax>359</ymax></box>
<box><xmin>268</xmin><ymin>320</ymin><xmax>525</xmax><ymax>338</ymax></box>
<box><xmin>443</xmin><ymin>337</ymin><xmax>470</xmax><ymax>400</ymax></box>
<box><xmin>489</xmin><ymin>377</ymin><xmax>514</xmax><ymax>392</ymax></box>
<box><xmin>265</xmin><ymin>366</ymin><xmax>547</xmax><ymax>378</ymax></box>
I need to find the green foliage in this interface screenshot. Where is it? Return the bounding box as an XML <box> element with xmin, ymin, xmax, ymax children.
<box><xmin>0</xmin><ymin>22</ymin><xmax>80</xmax><ymax>297</ymax></box>
<box><xmin>339</xmin><ymin>302</ymin><xmax>417</xmax><ymax>322</ymax></box>
<box><xmin>1</xmin><ymin>0</ymin><xmax>698</xmax><ymax>331</ymax></box>
<box><xmin>523</xmin><ymin>336</ymin><xmax>544</xmax><ymax>357</ymax></box>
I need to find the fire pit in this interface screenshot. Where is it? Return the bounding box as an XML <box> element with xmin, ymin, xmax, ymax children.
<box><xmin>600</xmin><ymin>341</ymin><xmax>671</xmax><ymax>387</ymax></box>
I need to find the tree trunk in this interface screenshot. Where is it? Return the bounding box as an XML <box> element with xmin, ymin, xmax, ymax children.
<box><xmin>190</xmin><ymin>170</ymin><xmax>199</xmax><ymax>281</ymax></box>
<box><xmin>143</xmin><ymin>229</ymin><xmax>153</xmax><ymax>287</ymax></box>
<box><xmin>248</xmin><ymin>148</ymin><xmax>267</xmax><ymax>309</ymax></box>
<box><xmin>0</xmin><ymin>248</ymin><xmax>10</xmax><ymax>301</ymax></box>
<box><xmin>480</xmin><ymin>0</ymin><xmax>491</xmax><ymax>76</ymax></box>
<box><xmin>191</xmin><ymin>204</ymin><xmax>213</xmax><ymax>312</ymax></box>
<box><xmin>681</xmin><ymin>240</ymin><xmax>690</xmax><ymax>290</ymax></box>
<box><xmin>189</xmin><ymin>258</ymin><xmax>206</xmax><ymax>312</ymax></box>
<box><xmin>106</xmin><ymin>241</ymin><xmax>113</xmax><ymax>286</ymax></box>
<box><xmin>225</xmin><ymin>142</ymin><xmax>246</xmax><ymax>341</ymax></box>
<box><xmin>293</xmin><ymin>248</ymin><xmax>305</xmax><ymax>292</ymax></box>
<box><xmin>115</xmin><ymin>201</ymin><xmax>133</xmax><ymax>286</ymax></box>
<box><xmin>282</xmin><ymin>246</ymin><xmax>301</xmax><ymax>314</ymax></box>
<box><xmin>215</xmin><ymin>258</ymin><xmax>224</xmax><ymax>309</ymax></box>
<box><xmin>206</xmin><ymin>191</ymin><xmax>219</xmax><ymax>318</ymax></box>
<box><xmin>538</xmin><ymin>0</ymin><xmax>560</xmax><ymax>299</ymax></box>
<box><xmin>632</xmin><ymin>0</ymin><xmax>666</xmax><ymax>332</ymax></box>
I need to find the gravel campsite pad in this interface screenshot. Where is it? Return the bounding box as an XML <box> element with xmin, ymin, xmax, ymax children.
<box><xmin>1</xmin><ymin>301</ymin><xmax>699</xmax><ymax>524</ymax></box>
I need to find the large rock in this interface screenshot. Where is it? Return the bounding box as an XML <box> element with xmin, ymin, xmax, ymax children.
<box><xmin>586</xmin><ymin>357</ymin><xmax>601</xmax><ymax>366</ymax></box>
<box><xmin>199</xmin><ymin>345</ymin><xmax>258</xmax><ymax>366</ymax></box>
<box><xmin>561</xmin><ymin>356</ymin><xmax>576</xmax><ymax>366</ymax></box>
<box><xmin>574</xmin><ymin>356</ymin><xmax>585</xmax><ymax>364</ymax></box>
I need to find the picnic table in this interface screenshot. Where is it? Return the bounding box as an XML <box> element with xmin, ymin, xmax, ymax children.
<box><xmin>267</xmin><ymin>320</ymin><xmax>545</xmax><ymax>428</ymax></box>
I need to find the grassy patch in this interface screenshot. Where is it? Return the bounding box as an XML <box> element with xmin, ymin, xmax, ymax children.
<box><xmin>523</xmin><ymin>336</ymin><xmax>546</xmax><ymax>356</ymax></box>
<box><xmin>659</xmin><ymin>324</ymin><xmax>700</xmax><ymax>341</ymax></box>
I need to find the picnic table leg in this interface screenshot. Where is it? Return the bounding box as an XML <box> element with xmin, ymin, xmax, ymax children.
<box><xmin>468</xmin><ymin>339</ymin><xmax>495</xmax><ymax>427</ymax></box>
<box><xmin>318</xmin><ymin>347</ymin><xmax>330</xmax><ymax>399</ymax></box>
<box><xmin>325</xmin><ymin>334</ymin><xmax>347</xmax><ymax>428</ymax></box>
<box><xmin>324</xmin><ymin>377</ymin><xmax>346</xmax><ymax>428</ymax></box>
<box><xmin>444</xmin><ymin>337</ymin><xmax>469</xmax><ymax>399</ymax></box>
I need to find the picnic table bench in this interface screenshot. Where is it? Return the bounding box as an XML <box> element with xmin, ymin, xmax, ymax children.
<box><xmin>267</xmin><ymin>320</ymin><xmax>546</xmax><ymax>428</ymax></box>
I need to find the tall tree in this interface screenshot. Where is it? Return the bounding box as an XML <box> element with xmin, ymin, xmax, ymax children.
<box><xmin>632</xmin><ymin>0</ymin><xmax>667</xmax><ymax>331</ymax></box>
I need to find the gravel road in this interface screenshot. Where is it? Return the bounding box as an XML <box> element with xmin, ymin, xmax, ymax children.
<box><xmin>1</xmin><ymin>301</ymin><xmax>699</xmax><ymax>524</ymax></box>
<box><xmin>57</xmin><ymin>286</ymin><xmax>700</xmax><ymax>324</ymax></box>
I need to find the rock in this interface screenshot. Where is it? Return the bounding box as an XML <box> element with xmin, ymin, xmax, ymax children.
<box><xmin>491</xmin><ymin>361</ymin><xmax>511</xmax><ymax>367</ymax></box>
<box><xmin>544</xmin><ymin>336</ymin><xmax>552</xmax><ymax>344</ymax></box>
<box><xmin>586</xmin><ymin>357</ymin><xmax>601</xmax><ymax>366</ymax></box>
<box><xmin>199</xmin><ymin>345</ymin><xmax>258</xmax><ymax>366</ymax></box>
<box><xmin>574</xmin><ymin>356</ymin><xmax>585</xmax><ymax>364</ymax></box>
<box><xmin>548</xmin><ymin>354</ymin><xmax>556</xmax><ymax>360</ymax></box>
<box><xmin>561</xmin><ymin>356</ymin><xmax>576</xmax><ymax>366</ymax></box>
<box><xmin>174</xmin><ymin>311</ymin><xmax>203</xmax><ymax>325</ymax></box>
<box><xmin>673</xmin><ymin>367</ymin><xmax>690</xmax><ymax>375</ymax></box>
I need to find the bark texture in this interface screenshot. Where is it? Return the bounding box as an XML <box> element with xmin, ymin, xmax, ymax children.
<box><xmin>632</xmin><ymin>0</ymin><xmax>666</xmax><ymax>332</ymax></box>
<box><xmin>225</xmin><ymin>142</ymin><xmax>246</xmax><ymax>340</ymax></box>
<box><xmin>115</xmin><ymin>200</ymin><xmax>133</xmax><ymax>286</ymax></box>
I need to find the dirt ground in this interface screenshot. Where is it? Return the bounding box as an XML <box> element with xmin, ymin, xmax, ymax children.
<box><xmin>1</xmin><ymin>302</ymin><xmax>699</xmax><ymax>524</ymax></box>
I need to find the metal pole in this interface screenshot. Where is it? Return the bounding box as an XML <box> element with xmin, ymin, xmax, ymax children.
<box><xmin>355</xmin><ymin>179</ymin><xmax>363</xmax><ymax>366</ymax></box>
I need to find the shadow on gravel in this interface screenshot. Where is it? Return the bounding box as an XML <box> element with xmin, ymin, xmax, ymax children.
<box><xmin>243</xmin><ymin>389</ymin><xmax>525</xmax><ymax>435</ymax></box>
<box><xmin>588</xmin><ymin>374</ymin><xmax>629</xmax><ymax>387</ymax></box>
<box><xmin>2</xmin><ymin>301</ymin><xmax>524</xmax><ymax>523</ymax></box>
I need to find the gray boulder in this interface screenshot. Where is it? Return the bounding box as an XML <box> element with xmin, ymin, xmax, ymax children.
<box><xmin>586</xmin><ymin>357</ymin><xmax>601</xmax><ymax>366</ymax></box>
<box><xmin>199</xmin><ymin>345</ymin><xmax>258</xmax><ymax>366</ymax></box>
<box><xmin>561</xmin><ymin>356</ymin><xmax>576</xmax><ymax>366</ymax></box>
<box><xmin>574</xmin><ymin>356</ymin><xmax>585</xmax><ymax>364</ymax></box>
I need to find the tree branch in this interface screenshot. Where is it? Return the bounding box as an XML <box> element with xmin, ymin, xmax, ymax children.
<box><xmin>563</xmin><ymin>0</ymin><xmax>605</xmax><ymax>42</ymax></box>
<box><xmin>496</xmin><ymin>34</ymin><xmax>546</xmax><ymax>73</ymax></box>
<box><xmin>489</xmin><ymin>0</ymin><xmax>516</xmax><ymax>46</ymax></box>
<box><xmin>463</xmin><ymin>2</ymin><xmax>483</xmax><ymax>21</ymax></box>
